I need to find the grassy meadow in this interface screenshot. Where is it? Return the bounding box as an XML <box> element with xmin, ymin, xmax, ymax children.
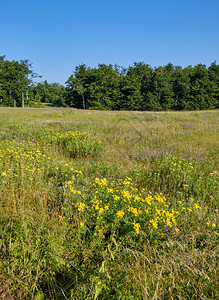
<box><xmin>0</xmin><ymin>108</ymin><xmax>218</xmax><ymax>299</ymax></box>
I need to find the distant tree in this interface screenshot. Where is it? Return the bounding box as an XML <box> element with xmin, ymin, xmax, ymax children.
<box><xmin>207</xmin><ymin>62</ymin><xmax>219</xmax><ymax>109</ymax></box>
<box><xmin>86</xmin><ymin>64</ymin><xmax>123</xmax><ymax>110</ymax></box>
<box><xmin>188</xmin><ymin>64</ymin><xmax>210</xmax><ymax>110</ymax></box>
<box><xmin>149</xmin><ymin>66</ymin><xmax>174</xmax><ymax>110</ymax></box>
<box><xmin>122</xmin><ymin>63</ymin><xmax>142</xmax><ymax>110</ymax></box>
<box><xmin>3</xmin><ymin>60</ymin><xmax>22</xmax><ymax>107</ymax></box>
<box><xmin>34</xmin><ymin>81</ymin><xmax>51</xmax><ymax>103</ymax></box>
<box><xmin>0</xmin><ymin>56</ymin><xmax>39</xmax><ymax>107</ymax></box>
<box><xmin>30</xmin><ymin>81</ymin><xmax>65</xmax><ymax>107</ymax></box>
<box><xmin>65</xmin><ymin>64</ymin><xmax>88</xmax><ymax>109</ymax></box>
<box><xmin>120</xmin><ymin>62</ymin><xmax>153</xmax><ymax>110</ymax></box>
<box><xmin>49</xmin><ymin>83</ymin><xmax>66</xmax><ymax>106</ymax></box>
<box><xmin>171</xmin><ymin>67</ymin><xmax>188</xmax><ymax>110</ymax></box>
<box><xmin>0</xmin><ymin>56</ymin><xmax>6</xmax><ymax>105</ymax></box>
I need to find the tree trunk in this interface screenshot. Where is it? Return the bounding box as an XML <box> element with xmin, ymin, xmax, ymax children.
<box><xmin>82</xmin><ymin>94</ymin><xmax>85</xmax><ymax>109</ymax></box>
<box><xmin>26</xmin><ymin>90</ymin><xmax>29</xmax><ymax>107</ymax></box>
<box><xmin>9</xmin><ymin>90</ymin><xmax>16</xmax><ymax>107</ymax></box>
<box><xmin>22</xmin><ymin>89</ymin><xmax>24</xmax><ymax>108</ymax></box>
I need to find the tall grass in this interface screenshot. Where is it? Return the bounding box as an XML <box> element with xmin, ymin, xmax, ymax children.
<box><xmin>0</xmin><ymin>108</ymin><xmax>218</xmax><ymax>299</ymax></box>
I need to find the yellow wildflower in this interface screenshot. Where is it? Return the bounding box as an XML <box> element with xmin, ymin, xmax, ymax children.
<box><xmin>59</xmin><ymin>215</ymin><xmax>65</xmax><ymax>222</ymax></box>
<box><xmin>104</xmin><ymin>204</ymin><xmax>109</xmax><ymax>210</ymax></box>
<box><xmin>128</xmin><ymin>206</ymin><xmax>138</xmax><ymax>216</ymax></box>
<box><xmin>113</xmin><ymin>195</ymin><xmax>120</xmax><ymax>201</ymax></box>
<box><xmin>116</xmin><ymin>210</ymin><xmax>125</xmax><ymax>218</ymax></box>
<box><xmin>133</xmin><ymin>222</ymin><xmax>140</xmax><ymax>234</ymax></box>
<box><xmin>99</xmin><ymin>207</ymin><xmax>104</xmax><ymax>215</ymax></box>
<box><xmin>77</xmin><ymin>202</ymin><xmax>85</xmax><ymax>212</ymax></box>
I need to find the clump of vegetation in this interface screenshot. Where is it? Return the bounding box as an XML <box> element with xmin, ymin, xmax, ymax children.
<box><xmin>48</xmin><ymin>129</ymin><xmax>104</xmax><ymax>157</ymax></box>
<box><xmin>62</xmin><ymin>174</ymin><xmax>215</xmax><ymax>244</ymax></box>
<box><xmin>131</xmin><ymin>155</ymin><xmax>219</xmax><ymax>206</ymax></box>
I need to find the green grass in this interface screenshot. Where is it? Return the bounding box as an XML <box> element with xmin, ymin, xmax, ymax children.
<box><xmin>0</xmin><ymin>108</ymin><xmax>218</xmax><ymax>299</ymax></box>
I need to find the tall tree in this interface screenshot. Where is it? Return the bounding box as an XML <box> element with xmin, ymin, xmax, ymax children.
<box><xmin>188</xmin><ymin>64</ymin><xmax>209</xmax><ymax>110</ymax></box>
<box><xmin>207</xmin><ymin>62</ymin><xmax>219</xmax><ymax>109</ymax></box>
<box><xmin>172</xmin><ymin>66</ymin><xmax>191</xmax><ymax>110</ymax></box>
<box><xmin>65</xmin><ymin>64</ymin><xmax>88</xmax><ymax>109</ymax></box>
<box><xmin>86</xmin><ymin>64</ymin><xmax>123</xmax><ymax>110</ymax></box>
<box><xmin>0</xmin><ymin>57</ymin><xmax>38</xmax><ymax>107</ymax></box>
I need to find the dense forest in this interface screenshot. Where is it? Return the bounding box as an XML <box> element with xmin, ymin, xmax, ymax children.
<box><xmin>0</xmin><ymin>55</ymin><xmax>218</xmax><ymax>110</ymax></box>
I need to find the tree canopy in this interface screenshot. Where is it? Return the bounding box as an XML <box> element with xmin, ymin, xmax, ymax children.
<box><xmin>64</xmin><ymin>61</ymin><xmax>219</xmax><ymax>111</ymax></box>
<box><xmin>1</xmin><ymin>55</ymin><xmax>218</xmax><ymax>110</ymax></box>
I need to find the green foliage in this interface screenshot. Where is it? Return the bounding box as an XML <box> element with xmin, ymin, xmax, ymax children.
<box><xmin>65</xmin><ymin>61</ymin><xmax>219</xmax><ymax>111</ymax></box>
<box><xmin>54</xmin><ymin>131</ymin><xmax>104</xmax><ymax>157</ymax></box>
<box><xmin>0</xmin><ymin>56</ymin><xmax>38</xmax><ymax>107</ymax></box>
<box><xmin>1</xmin><ymin>55</ymin><xmax>219</xmax><ymax>110</ymax></box>
<box><xmin>35</xmin><ymin>128</ymin><xmax>104</xmax><ymax>158</ymax></box>
<box><xmin>131</xmin><ymin>155</ymin><xmax>219</xmax><ymax>206</ymax></box>
<box><xmin>31</xmin><ymin>81</ymin><xmax>66</xmax><ymax>106</ymax></box>
<box><xmin>0</xmin><ymin>217</ymin><xmax>65</xmax><ymax>297</ymax></box>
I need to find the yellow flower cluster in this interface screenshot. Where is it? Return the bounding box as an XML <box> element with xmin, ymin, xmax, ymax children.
<box><xmin>133</xmin><ymin>221</ymin><xmax>140</xmax><ymax>234</ymax></box>
<box><xmin>38</xmin><ymin>128</ymin><xmax>103</xmax><ymax>157</ymax></box>
<box><xmin>64</xmin><ymin>174</ymin><xmax>208</xmax><ymax>240</ymax></box>
<box><xmin>94</xmin><ymin>178</ymin><xmax>108</xmax><ymax>186</ymax></box>
<box><xmin>0</xmin><ymin>140</ymin><xmax>49</xmax><ymax>183</ymax></box>
<box><xmin>116</xmin><ymin>210</ymin><xmax>125</xmax><ymax>218</ymax></box>
<box><xmin>128</xmin><ymin>206</ymin><xmax>142</xmax><ymax>216</ymax></box>
<box><xmin>76</xmin><ymin>202</ymin><xmax>86</xmax><ymax>212</ymax></box>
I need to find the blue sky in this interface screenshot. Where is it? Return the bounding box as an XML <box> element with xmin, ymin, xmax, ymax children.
<box><xmin>1</xmin><ymin>0</ymin><xmax>219</xmax><ymax>84</ymax></box>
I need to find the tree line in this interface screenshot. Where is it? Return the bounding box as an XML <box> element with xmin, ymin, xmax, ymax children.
<box><xmin>1</xmin><ymin>55</ymin><xmax>218</xmax><ymax>110</ymax></box>
<box><xmin>0</xmin><ymin>56</ymin><xmax>65</xmax><ymax>107</ymax></box>
<box><xmin>0</xmin><ymin>56</ymin><xmax>37</xmax><ymax>107</ymax></box>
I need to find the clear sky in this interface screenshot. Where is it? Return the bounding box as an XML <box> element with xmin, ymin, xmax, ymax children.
<box><xmin>1</xmin><ymin>0</ymin><xmax>219</xmax><ymax>85</ymax></box>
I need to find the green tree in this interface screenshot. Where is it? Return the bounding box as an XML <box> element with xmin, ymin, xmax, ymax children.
<box><xmin>172</xmin><ymin>66</ymin><xmax>191</xmax><ymax>110</ymax></box>
<box><xmin>149</xmin><ymin>65</ymin><xmax>175</xmax><ymax>110</ymax></box>
<box><xmin>207</xmin><ymin>62</ymin><xmax>219</xmax><ymax>109</ymax></box>
<box><xmin>65</xmin><ymin>64</ymin><xmax>88</xmax><ymax>109</ymax></box>
<box><xmin>0</xmin><ymin>57</ymin><xmax>38</xmax><ymax>107</ymax></box>
<box><xmin>86</xmin><ymin>64</ymin><xmax>123</xmax><ymax>110</ymax></box>
<box><xmin>120</xmin><ymin>62</ymin><xmax>153</xmax><ymax>110</ymax></box>
<box><xmin>188</xmin><ymin>64</ymin><xmax>210</xmax><ymax>110</ymax></box>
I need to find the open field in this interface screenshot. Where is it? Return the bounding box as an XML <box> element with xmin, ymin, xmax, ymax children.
<box><xmin>0</xmin><ymin>108</ymin><xmax>218</xmax><ymax>299</ymax></box>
